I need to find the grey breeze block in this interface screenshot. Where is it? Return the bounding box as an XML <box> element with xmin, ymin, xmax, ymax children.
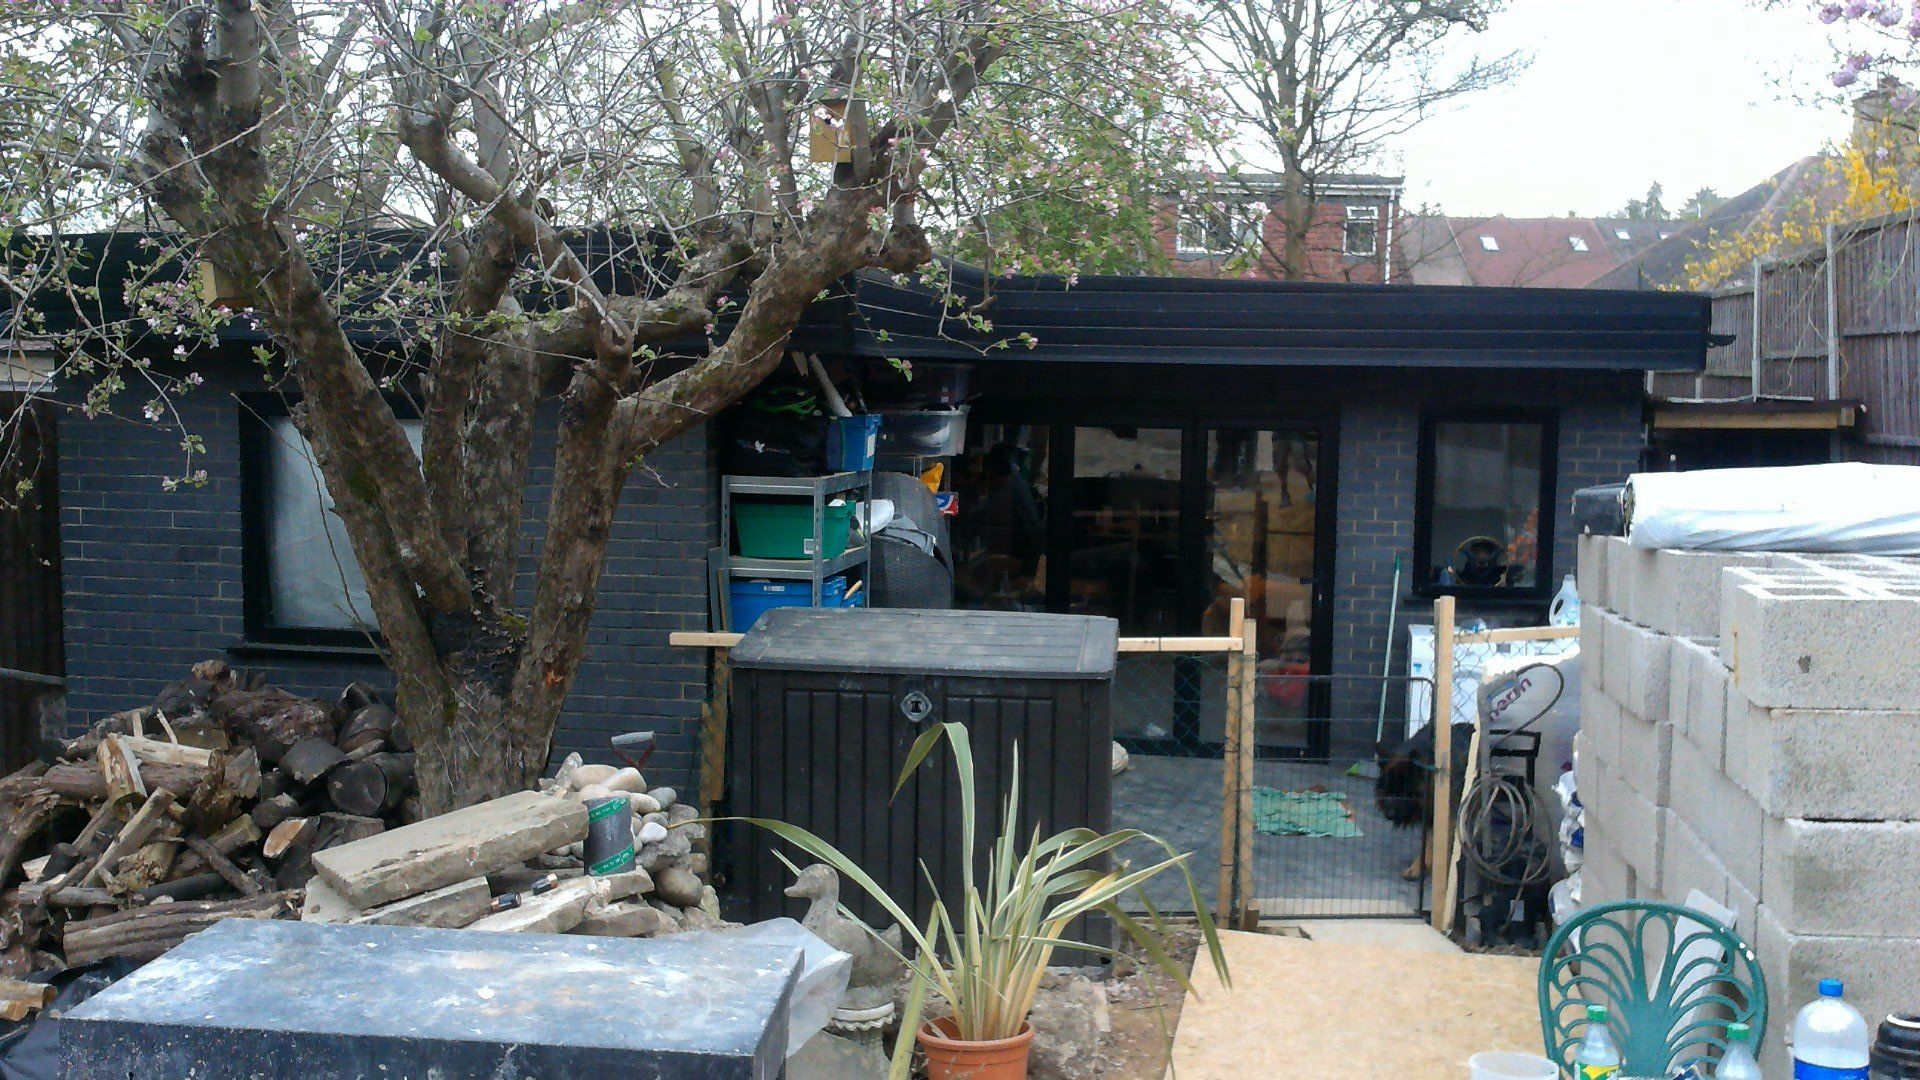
<box><xmin>1719</xmin><ymin>563</ymin><xmax>1920</xmax><ymax>711</ymax></box>
<box><xmin>1723</xmin><ymin>693</ymin><xmax>1920</xmax><ymax>821</ymax></box>
<box><xmin>1761</xmin><ymin>817</ymin><xmax>1920</xmax><ymax>938</ymax></box>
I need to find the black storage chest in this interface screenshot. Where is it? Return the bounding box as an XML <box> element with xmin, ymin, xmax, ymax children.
<box><xmin>717</xmin><ymin>608</ymin><xmax>1118</xmax><ymax>931</ymax></box>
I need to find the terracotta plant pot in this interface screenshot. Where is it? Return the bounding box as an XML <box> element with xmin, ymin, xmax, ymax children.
<box><xmin>917</xmin><ymin>1017</ymin><xmax>1035</xmax><ymax>1080</ymax></box>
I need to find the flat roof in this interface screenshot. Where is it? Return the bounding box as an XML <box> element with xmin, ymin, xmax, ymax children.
<box><xmin>808</xmin><ymin>265</ymin><xmax>1710</xmax><ymax>372</ymax></box>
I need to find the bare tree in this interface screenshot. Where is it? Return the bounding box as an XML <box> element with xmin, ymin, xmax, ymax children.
<box><xmin>1201</xmin><ymin>0</ymin><xmax>1523</xmax><ymax>277</ymax></box>
<box><xmin>0</xmin><ymin>0</ymin><xmax>1191</xmax><ymax>811</ymax></box>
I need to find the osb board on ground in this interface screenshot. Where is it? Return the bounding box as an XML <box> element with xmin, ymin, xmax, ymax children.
<box><xmin>1167</xmin><ymin>930</ymin><xmax>1540</xmax><ymax>1078</ymax></box>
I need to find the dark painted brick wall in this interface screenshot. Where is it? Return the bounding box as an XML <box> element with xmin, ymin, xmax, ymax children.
<box><xmin>58</xmin><ymin>371</ymin><xmax>716</xmax><ymax>791</ymax></box>
<box><xmin>1329</xmin><ymin>373</ymin><xmax>1643</xmax><ymax>726</ymax></box>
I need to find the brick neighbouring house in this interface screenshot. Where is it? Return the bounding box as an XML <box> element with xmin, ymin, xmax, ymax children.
<box><xmin>1154</xmin><ymin>172</ymin><xmax>1405</xmax><ymax>283</ymax></box>
<box><xmin>16</xmin><ymin>235</ymin><xmax>1709</xmax><ymax>793</ymax></box>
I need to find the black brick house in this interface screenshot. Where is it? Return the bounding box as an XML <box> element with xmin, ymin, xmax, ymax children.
<box><xmin>32</xmin><ymin>249</ymin><xmax>1708</xmax><ymax>791</ymax></box>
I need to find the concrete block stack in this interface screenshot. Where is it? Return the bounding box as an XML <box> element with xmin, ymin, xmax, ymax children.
<box><xmin>1575</xmin><ymin>537</ymin><xmax>1920</xmax><ymax>1075</ymax></box>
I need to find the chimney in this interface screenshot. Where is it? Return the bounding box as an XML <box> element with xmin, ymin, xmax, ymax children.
<box><xmin>1853</xmin><ymin>76</ymin><xmax>1919</xmax><ymax>144</ymax></box>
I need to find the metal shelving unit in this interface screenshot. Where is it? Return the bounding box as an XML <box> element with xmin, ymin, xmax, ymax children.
<box><xmin>720</xmin><ymin>471</ymin><xmax>873</xmax><ymax>607</ymax></box>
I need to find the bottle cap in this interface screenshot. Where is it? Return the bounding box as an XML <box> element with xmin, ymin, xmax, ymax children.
<box><xmin>1587</xmin><ymin>1004</ymin><xmax>1610</xmax><ymax>1022</ymax></box>
<box><xmin>1726</xmin><ymin>1022</ymin><xmax>1750</xmax><ymax>1042</ymax></box>
<box><xmin>1820</xmin><ymin>978</ymin><xmax>1845</xmax><ymax>998</ymax></box>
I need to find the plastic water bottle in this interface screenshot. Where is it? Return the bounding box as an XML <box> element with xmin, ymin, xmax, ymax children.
<box><xmin>1715</xmin><ymin>1021</ymin><xmax>1763</xmax><ymax>1079</ymax></box>
<box><xmin>1575</xmin><ymin>1004</ymin><xmax>1622</xmax><ymax>1078</ymax></box>
<box><xmin>1550</xmin><ymin>573</ymin><xmax>1581</xmax><ymax>626</ymax></box>
<box><xmin>1792</xmin><ymin>979</ymin><xmax>1870</xmax><ymax>1079</ymax></box>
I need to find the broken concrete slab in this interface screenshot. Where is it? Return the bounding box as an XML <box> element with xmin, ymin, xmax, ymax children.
<box><xmin>355</xmin><ymin>876</ymin><xmax>491</xmax><ymax>929</ymax></box>
<box><xmin>573</xmin><ymin>900</ymin><xmax>678</xmax><ymax>938</ymax></box>
<box><xmin>466</xmin><ymin>875</ymin><xmax>608</xmax><ymax>935</ymax></box>
<box><xmin>312</xmin><ymin>791</ymin><xmax>587</xmax><ymax>908</ymax></box>
<box><xmin>300</xmin><ymin>877</ymin><xmax>358</xmax><ymax>924</ymax></box>
<box><xmin>61</xmin><ymin>919</ymin><xmax>799</xmax><ymax>1079</ymax></box>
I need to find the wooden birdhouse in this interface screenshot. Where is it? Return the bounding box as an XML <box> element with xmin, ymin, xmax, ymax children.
<box><xmin>809</xmin><ymin>93</ymin><xmax>867</xmax><ymax>166</ymax></box>
<box><xmin>197</xmin><ymin>260</ymin><xmax>250</xmax><ymax>308</ymax></box>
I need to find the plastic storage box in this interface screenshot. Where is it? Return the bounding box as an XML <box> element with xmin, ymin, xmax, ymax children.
<box><xmin>732</xmin><ymin>498</ymin><xmax>854</xmax><ymax>560</ymax></box>
<box><xmin>877</xmin><ymin>407</ymin><xmax>969</xmax><ymax>458</ymax></box>
<box><xmin>727</xmin><ymin>575</ymin><xmax>859</xmax><ymax>633</ymax></box>
<box><xmin>826</xmin><ymin>415</ymin><xmax>881</xmax><ymax>473</ymax></box>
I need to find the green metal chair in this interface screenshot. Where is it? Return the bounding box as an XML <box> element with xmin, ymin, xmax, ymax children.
<box><xmin>1539</xmin><ymin>900</ymin><xmax>1768</xmax><ymax>1077</ymax></box>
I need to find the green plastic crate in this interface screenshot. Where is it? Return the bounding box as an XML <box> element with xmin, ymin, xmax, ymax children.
<box><xmin>733</xmin><ymin>498</ymin><xmax>854</xmax><ymax>560</ymax></box>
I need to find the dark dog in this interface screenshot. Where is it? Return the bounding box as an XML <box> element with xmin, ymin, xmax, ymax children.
<box><xmin>1375</xmin><ymin>721</ymin><xmax>1474</xmax><ymax>880</ymax></box>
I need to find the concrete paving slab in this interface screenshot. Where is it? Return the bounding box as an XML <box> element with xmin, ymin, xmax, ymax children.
<box><xmin>313</xmin><ymin>791</ymin><xmax>587</xmax><ymax>908</ymax></box>
<box><xmin>60</xmin><ymin>919</ymin><xmax>799</xmax><ymax>1079</ymax></box>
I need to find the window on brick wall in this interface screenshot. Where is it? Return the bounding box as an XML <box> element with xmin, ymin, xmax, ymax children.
<box><xmin>1413</xmin><ymin>409</ymin><xmax>1558</xmax><ymax>599</ymax></box>
<box><xmin>1176</xmin><ymin>202</ymin><xmax>1261</xmax><ymax>255</ymax></box>
<box><xmin>1343</xmin><ymin>205</ymin><xmax>1379</xmax><ymax>256</ymax></box>
<box><xmin>241</xmin><ymin>400</ymin><xmax>423</xmax><ymax>644</ymax></box>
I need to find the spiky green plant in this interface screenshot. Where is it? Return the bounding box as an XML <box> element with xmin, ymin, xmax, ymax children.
<box><xmin>739</xmin><ymin>721</ymin><xmax>1228</xmax><ymax>1078</ymax></box>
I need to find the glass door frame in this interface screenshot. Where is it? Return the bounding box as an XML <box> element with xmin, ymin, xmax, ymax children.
<box><xmin>969</xmin><ymin>404</ymin><xmax>1339</xmax><ymax>751</ymax></box>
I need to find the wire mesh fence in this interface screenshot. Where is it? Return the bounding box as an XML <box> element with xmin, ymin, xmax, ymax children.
<box><xmin>1108</xmin><ymin>651</ymin><xmax>1435</xmax><ymax>920</ymax></box>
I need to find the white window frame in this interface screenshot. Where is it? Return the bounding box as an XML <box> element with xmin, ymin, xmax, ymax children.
<box><xmin>1568</xmin><ymin>236</ymin><xmax>1589</xmax><ymax>252</ymax></box>
<box><xmin>1479</xmin><ymin>235</ymin><xmax>1500</xmax><ymax>252</ymax></box>
<box><xmin>1343</xmin><ymin>204</ymin><xmax>1380</xmax><ymax>257</ymax></box>
<box><xmin>1176</xmin><ymin>202</ymin><xmax>1259</xmax><ymax>256</ymax></box>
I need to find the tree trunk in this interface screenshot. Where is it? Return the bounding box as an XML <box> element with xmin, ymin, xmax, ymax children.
<box><xmin>399</xmin><ymin>660</ymin><xmax>558</xmax><ymax>813</ymax></box>
<box><xmin>1279</xmin><ymin>179</ymin><xmax>1313</xmax><ymax>281</ymax></box>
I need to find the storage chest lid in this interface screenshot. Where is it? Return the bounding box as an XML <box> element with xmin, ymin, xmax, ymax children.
<box><xmin>731</xmin><ymin>608</ymin><xmax>1118</xmax><ymax>679</ymax></box>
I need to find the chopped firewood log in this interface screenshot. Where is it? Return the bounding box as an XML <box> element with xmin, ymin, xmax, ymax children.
<box><xmin>138</xmin><ymin>872</ymin><xmax>228</xmax><ymax>903</ymax></box>
<box><xmin>272</xmin><ymin>814</ymin><xmax>383</xmax><ymax>891</ymax></box>
<box><xmin>209</xmin><ymin>690</ymin><xmax>335</xmax><ymax>765</ymax></box>
<box><xmin>326</xmin><ymin>753</ymin><xmax>415</xmax><ymax>818</ymax></box>
<box><xmin>280</xmin><ymin>737</ymin><xmax>347</xmax><ymax>785</ymax></box>
<box><xmin>7</xmin><ymin>761</ymin><xmax>203</xmax><ymax>804</ymax></box>
<box><xmin>104</xmin><ymin>836</ymin><xmax>182</xmax><ymax>895</ymax></box>
<box><xmin>97</xmin><ymin>736</ymin><xmax>145</xmax><ymax>804</ymax></box>
<box><xmin>20</xmin><ymin>857</ymin><xmax>48</xmax><ymax>883</ymax></box>
<box><xmin>0</xmin><ymin>978</ymin><xmax>54</xmax><ymax>1022</ymax></box>
<box><xmin>118</xmin><ymin>736</ymin><xmax>214</xmax><ymax>770</ymax></box>
<box><xmin>250</xmin><ymin>793</ymin><xmax>303</xmax><ymax>833</ymax></box>
<box><xmin>337</xmin><ymin>682</ymin><xmax>380</xmax><ymax>715</ymax></box>
<box><xmin>185</xmin><ymin>835</ymin><xmax>262</xmax><ymax>897</ymax></box>
<box><xmin>61</xmin><ymin>891</ymin><xmax>299</xmax><ymax>967</ymax></box>
<box><xmin>45</xmin><ymin>886</ymin><xmax>116</xmax><ymax>908</ymax></box>
<box><xmin>82</xmin><ymin>789</ymin><xmax>176</xmax><ymax>888</ymax></box>
<box><xmin>262</xmin><ymin>818</ymin><xmax>312</xmax><ymax>861</ymax></box>
<box><xmin>0</xmin><ymin>790</ymin><xmax>62</xmax><ymax>891</ymax></box>
<box><xmin>335</xmin><ymin>704</ymin><xmax>398</xmax><ymax>755</ymax></box>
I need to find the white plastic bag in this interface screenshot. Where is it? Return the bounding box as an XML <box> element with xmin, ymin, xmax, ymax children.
<box><xmin>1627</xmin><ymin>463</ymin><xmax>1920</xmax><ymax>553</ymax></box>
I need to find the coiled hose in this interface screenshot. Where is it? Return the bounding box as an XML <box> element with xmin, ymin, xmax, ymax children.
<box><xmin>1457</xmin><ymin>661</ymin><xmax>1564</xmax><ymax>887</ymax></box>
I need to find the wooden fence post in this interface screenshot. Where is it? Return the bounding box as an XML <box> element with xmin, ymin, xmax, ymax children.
<box><xmin>1428</xmin><ymin>595</ymin><xmax>1457</xmax><ymax>935</ymax></box>
<box><xmin>1216</xmin><ymin>598</ymin><xmax>1246</xmax><ymax>924</ymax></box>
<box><xmin>698</xmin><ymin>648</ymin><xmax>732</xmax><ymax>812</ymax></box>
<box><xmin>1235</xmin><ymin>617</ymin><xmax>1258</xmax><ymax>930</ymax></box>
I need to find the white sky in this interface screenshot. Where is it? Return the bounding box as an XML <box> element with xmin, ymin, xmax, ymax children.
<box><xmin>1388</xmin><ymin>0</ymin><xmax>1854</xmax><ymax>218</ymax></box>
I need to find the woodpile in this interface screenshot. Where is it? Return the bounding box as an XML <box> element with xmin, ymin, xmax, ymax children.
<box><xmin>0</xmin><ymin>662</ymin><xmax>414</xmax><ymax>976</ymax></box>
<box><xmin>0</xmin><ymin>662</ymin><xmax>730</xmax><ymax>981</ymax></box>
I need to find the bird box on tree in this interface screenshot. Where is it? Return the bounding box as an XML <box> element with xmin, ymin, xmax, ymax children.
<box><xmin>809</xmin><ymin>94</ymin><xmax>867</xmax><ymax>166</ymax></box>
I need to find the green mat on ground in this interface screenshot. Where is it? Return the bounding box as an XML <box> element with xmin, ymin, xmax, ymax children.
<box><xmin>1251</xmin><ymin>788</ymin><xmax>1363</xmax><ymax>838</ymax></box>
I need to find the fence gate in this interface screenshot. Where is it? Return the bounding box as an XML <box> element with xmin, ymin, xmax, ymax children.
<box><xmin>675</xmin><ymin>598</ymin><xmax>1442</xmax><ymax>928</ymax></box>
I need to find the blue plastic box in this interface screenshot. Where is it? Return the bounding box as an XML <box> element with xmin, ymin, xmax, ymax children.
<box><xmin>826</xmin><ymin>415</ymin><xmax>881</xmax><ymax>473</ymax></box>
<box><xmin>728</xmin><ymin>574</ymin><xmax>862</xmax><ymax>632</ymax></box>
